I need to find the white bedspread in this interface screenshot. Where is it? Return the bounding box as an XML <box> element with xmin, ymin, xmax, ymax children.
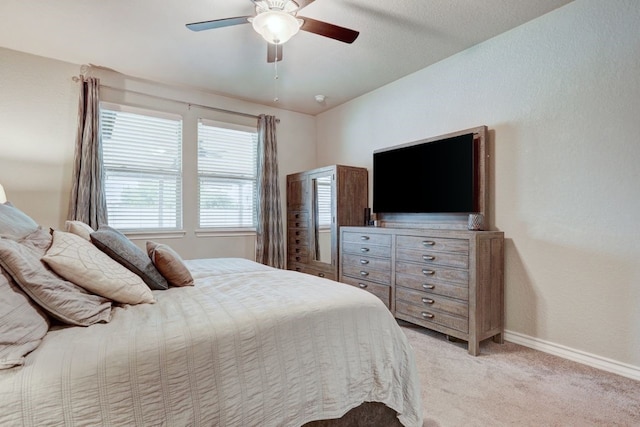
<box><xmin>0</xmin><ymin>258</ymin><xmax>423</xmax><ymax>426</ymax></box>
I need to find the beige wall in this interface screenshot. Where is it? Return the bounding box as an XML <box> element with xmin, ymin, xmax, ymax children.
<box><xmin>0</xmin><ymin>47</ymin><xmax>317</xmax><ymax>260</ymax></box>
<box><xmin>317</xmin><ymin>0</ymin><xmax>640</xmax><ymax>369</ymax></box>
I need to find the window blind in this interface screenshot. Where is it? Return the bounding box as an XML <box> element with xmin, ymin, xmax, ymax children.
<box><xmin>100</xmin><ymin>103</ymin><xmax>183</xmax><ymax>230</ymax></box>
<box><xmin>316</xmin><ymin>176</ymin><xmax>332</xmax><ymax>227</ymax></box>
<box><xmin>197</xmin><ymin>120</ymin><xmax>258</xmax><ymax>229</ymax></box>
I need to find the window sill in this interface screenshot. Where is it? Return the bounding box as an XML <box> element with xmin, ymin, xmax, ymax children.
<box><xmin>195</xmin><ymin>228</ymin><xmax>256</xmax><ymax>238</ymax></box>
<box><xmin>123</xmin><ymin>230</ymin><xmax>187</xmax><ymax>240</ymax></box>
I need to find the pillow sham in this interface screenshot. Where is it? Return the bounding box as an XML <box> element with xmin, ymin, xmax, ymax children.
<box><xmin>42</xmin><ymin>230</ymin><xmax>155</xmax><ymax>305</ymax></box>
<box><xmin>0</xmin><ymin>201</ymin><xmax>39</xmax><ymax>240</ymax></box>
<box><xmin>0</xmin><ymin>268</ymin><xmax>49</xmax><ymax>370</ymax></box>
<box><xmin>0</xmin><ymin>238</ymin><xmax>112</xmax><ymax>326</ymax></box>
<box><xmin>90</xmin><ymin>226</ymin><xmax>168</xmax><ymax>291</ymax></box>
<box><xmin>65</xmin><ymin>220</ymin><xmax>94</xmax><ymax>241</ymax></box>
<box><xmin>147</xmin><ymin>241</ymin><xmax>194</xmax><ymax>287</ymax></box>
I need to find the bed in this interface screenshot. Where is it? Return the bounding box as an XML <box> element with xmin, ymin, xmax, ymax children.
<box><xmin>0</xmin><ymin>204</ymin><xmax>423</xmax><ymax>426</ymax></box>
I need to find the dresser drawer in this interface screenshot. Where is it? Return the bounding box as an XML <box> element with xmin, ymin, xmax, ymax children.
<box><xmin>396</xmin><ymin>261</ymin><xmax>468</xmax><ymax>285</ymax></box>
<box><xmin>341</xmin><ymin>276</ymin><xmax>391</xmax><ymax>308</ymax></box>
<box><xmin>288</xmin><ymin>211</ymin><xmax>309</xmax><ymax>223</ymax></box>
<box><xmin>342</xmin><ymin>263</ymin><xmax>391</xmax><ymax>285</ymax></box>
<box><xmin>288</xmin><ymin>253</ymin><xmax>309</xmax><ymax>265</ymax></box>
<box><xmin>396</xmin><ymin>300</ymin><xmax>468</xmax><ymax>333</ymax></box>
<box><xmin>396</xmin><ymin>247</ymin><xmax>468</xmax><ymax>269</ymax></box>
<box><xmin>290</xmin><ymin>263</ymin><xmax>336</xmax><ymax>281</ymax></box>
<box><xmin>396</xmin><ymin>287</ymin><xmax>468</xmax><ymax>318</ymax></box>
<box><xmin>396</xmin><ymin>272</ymin><xmax>468</xmax><ymax>300</ymax></box>
<box><xmin>396</xmin><ymin>235</ymin><xmax>469</xmax><ymax>253</ymax></box>
<box><xmin>288</xmin><ymin>230</ymin><xmax>309</xmax><ymax>245</ymax></box>
<box><xmin>342</xmin><ymin>231</ymin><xmax>392</xmax><ymax>247</ymax></box>
<box><xmin>342</xmin><ymin>253</ymin><xmax>391</xmax><ymax>271</ymax></box>
<box><xmin>342</xmin><ymin>242</ymin><xmax>391</xmax><ymax>258</ymax></box>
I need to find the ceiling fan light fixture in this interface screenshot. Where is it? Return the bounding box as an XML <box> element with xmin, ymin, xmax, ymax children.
<box><xmin>250</xmin><ymin>10</ymin><xmax>302</xmax><ymax>44</ymax></box>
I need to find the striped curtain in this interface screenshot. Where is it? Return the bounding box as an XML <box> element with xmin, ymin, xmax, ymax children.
<box><xmin>255</xmin><ymin>114</ymin><xmax>285</xmax><ymax>268</ymax></box>
<box><xmin>67</xmin><ymin>76</ymin><xmax>108</xmax><ymax>229</ymax></box>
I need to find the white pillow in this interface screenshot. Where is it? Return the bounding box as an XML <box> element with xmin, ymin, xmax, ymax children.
<box><xmin>65</xmin><ymin>220</ymin><xmax>94</xmax><ymax>241</ymax></box>
<box><xmin>42</xmin><ymin>230</ymin><xmax>155</xmax><ymax>305</ymax></box>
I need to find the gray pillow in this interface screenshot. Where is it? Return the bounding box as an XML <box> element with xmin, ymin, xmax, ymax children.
<box><xmin>0</xmin><ymin>268</ymin><xmax>49</xmax><ymax>369</ymax></box>
<box><xmin>0</xmin><ymin>237</ymin><xmax>113</xmax><ymax>326</ymax></box>
<box><xmin>90</xmin><ymin>226</ymin><xmax>169</xmax><ymax>290</ymax></box>
<box><xmin>0</xmin><ymin>201</ymin><xmax>39</xmax><ymax>240</ymax></box>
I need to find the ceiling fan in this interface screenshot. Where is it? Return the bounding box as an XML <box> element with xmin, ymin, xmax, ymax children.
<box><xmin>186</xmin><ymin>0</ymin><xmax>360</xmax><ymax>63</ymax></box>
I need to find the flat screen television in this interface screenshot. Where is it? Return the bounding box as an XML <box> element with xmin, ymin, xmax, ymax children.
<box><xmin>373</xmin><ymin>133</ymin><xmax>477</xmax><ymax>213</ymax></box>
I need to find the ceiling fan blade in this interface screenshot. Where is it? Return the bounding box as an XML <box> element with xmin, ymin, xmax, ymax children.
<box><xmin>299</xmin><ymin>17</ymin><xmax>359</xmax><ymax>44</ymax></box>
<box><xmin>293</xmin><ymin>0</ymin><xmax>316</xmax><ymax>10</ymax></box>
<box><xmin>186</xmin><ymin>16</ymin><xmax>251</xmax><ymax>32</ymax></box>
<box><xmin>267</xmin><ymin>43</ymin><xmax>283</xmax><ymax>63</ymax></box>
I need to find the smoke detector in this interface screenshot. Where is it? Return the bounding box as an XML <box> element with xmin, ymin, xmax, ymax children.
<box><xmin>315</xmin><ymin>94</ymin><xmax>326</xmax><ymax>103</ymax></box>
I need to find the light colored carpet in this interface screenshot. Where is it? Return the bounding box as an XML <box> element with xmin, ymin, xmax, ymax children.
<box><xmin>400</xmin><ymin>323</ymin><xmax>640</xmax><ymax>427</ymax></box>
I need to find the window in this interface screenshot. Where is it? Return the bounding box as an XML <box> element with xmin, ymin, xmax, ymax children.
<box><xmin>197</xmin><ymin>119</ymin><xmax>258</xmax><ymax>229</ymax></box>
<box><xmin>100</xmin><ymin>103</ymin><xmax>183</xmax><ymax>231</ymax></box>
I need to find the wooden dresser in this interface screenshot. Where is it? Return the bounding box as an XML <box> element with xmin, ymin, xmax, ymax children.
<box><xmin>339</xmin><ymin>226</ymin><xmax>504</xmax><ymax>355</ymax></box>
<box><xmin>287</xmin><ymin>165</ymin><xmax>368</xmax><ymax>280</ymax></box>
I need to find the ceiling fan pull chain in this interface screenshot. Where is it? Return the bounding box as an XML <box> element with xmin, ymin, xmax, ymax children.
<box><xmin>273</xmin><ymin>44</ymin><xmax>279</xmax><ymax>102</ymax></box>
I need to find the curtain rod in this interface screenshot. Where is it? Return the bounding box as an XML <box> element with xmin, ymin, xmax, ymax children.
<box><xmin>72</xmin><ymin>76</ymin><xmax>278</xmax><ymax>122</ymax></box>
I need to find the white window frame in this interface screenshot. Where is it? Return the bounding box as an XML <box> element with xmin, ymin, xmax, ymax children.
<box><xmin>196</xmin><ymin>119</ymin><xmax>258</xmax><ymax>233</ymax></box>
<box><xmin>99</xmin><ymin>102</ymin><xmax>184</xmax><ymax>233</ymax></box>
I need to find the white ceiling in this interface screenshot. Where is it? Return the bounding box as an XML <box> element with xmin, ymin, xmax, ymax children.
<box><xmin>0</xmin><ymin>0</ymin><xmax>573</xmax><ymax>115</ymax></box>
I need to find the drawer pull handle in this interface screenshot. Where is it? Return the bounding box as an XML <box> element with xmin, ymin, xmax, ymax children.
<box><xmin>422</xmin><ymin>240</ymin><xmax>436</xmax><ymax>246</ymax></box>
<box><xmin>295</xmin><ymin>267</ymin><xmax>301</xmax><ymax>271</ymax></box>
<box><xmin>295</xmin><ymin>214</ymin><xmax>300</xmax><ymax>218</ymax></box>
<box><xmin>421</xmin><ymin>312</ymin><xmax>434</xmax><ymax>319</ymax></box>
<box><xmin>295</xmin><ymin>223</ymin><xmax>300</xmax><ymax>227</ymax></box>
<box><xmin>358</xmin><ymin>283</ymin><xmax>368</xmax><ymax>289</ymax></box>
<box><xmin>361</xmin><ymin>236</ymin><xmax>370</xmax><ymax>241</ymax></box>
<box><xmin>422</xmin><ymin>298</ymin><xmax>434</xmax><ymax>305</ymax></box>
<box><xmin>318</xmin><ymin>273</ymin><xmax>325</xmax><ymax>278</ymax></box>
<box><xmin>422</xmin><ymin>255</ymin><xmax>435</xmax><ymax>261</ymax></box>
<box><xmin>360</xmin><ymin>247</ymin><xmax>370</xmax><ymax>253</ymax></box>
<box><xmin>295</xmin><ymin>239</ymin><xmax>300</xmax><ymax>244</ymax></box>
<box><xmin>295</xmin><ymin>248</ymin><xmax>300</xmax><ymax>253</ymax></box>
<box><xmin>422</xmin><ymin>284</ymin><xmax>435</xmax><ymax>290</ymax></box>
<box><xmin>422</xmin><ymin>269</ymin><xmax>435</xmax><ymax>276</ymax></box>
<box><xmin>360</xmin><ymin>271</ymin><xmax>369</xmax><ymax>277</ymax></box>
<box><xmin>295</xmin><ymin>256</ymin><xmax>301</xmax><ymax>261</ymax></box>
<box><xmin>296</xmin><ymin>231</ymin><xmax>300</xmax><ymax>236</ymax></box>
<box><xmin>360</xmin><ymin>259</ymin><xmax>370</xmax><ymax>265</ymax></box>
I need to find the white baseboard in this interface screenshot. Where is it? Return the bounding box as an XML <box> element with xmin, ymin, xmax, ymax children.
<box><xmin>504</xmin><ymin>330</ymin><xmax>640</xmax><ymax>381</ymax></box>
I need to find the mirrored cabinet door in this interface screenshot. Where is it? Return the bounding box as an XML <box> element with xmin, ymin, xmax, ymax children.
<box><xmin>311</xmin><ymin>173</ymin><xmax>333</xmax><ymax>265</ymax></box>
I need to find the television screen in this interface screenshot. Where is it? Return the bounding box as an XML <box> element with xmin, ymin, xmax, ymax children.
<box><xmin>373</xmin><ymin>133</ymin><xmax>476</xmax><ymax>213</ymax></box>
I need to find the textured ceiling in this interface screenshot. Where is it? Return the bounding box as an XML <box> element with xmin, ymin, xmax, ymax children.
<box><xmin>0</xmin><ymin>0</ymin><xmax>573</xmax><ymax>115</ymax></box>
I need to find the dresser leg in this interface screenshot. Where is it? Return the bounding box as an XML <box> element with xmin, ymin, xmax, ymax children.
<box><xmin>468</xmin><ymin>340</ymin><xmax>480</xmax><ymax>356</ymax></box>
<box><xmin>492</xmin><ymin>333</ymin><xmax>504</xmax><ymax>344</ymax></box>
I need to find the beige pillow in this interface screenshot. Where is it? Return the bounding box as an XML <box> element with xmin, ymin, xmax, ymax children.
<box><xmin>0</xmin><ymin>237</ymin><xmax>112</xmax><ymax>326</ymax></box>
<box><xmin>147</xmin><ymin>241</ymin><xmax>194</xmax><ymax>287</ymax></box>
<box><xmin>65</xmin><ymin>220</ymin><xmax>94</xmax><ymax>241</ymax></box>
<box><xmin>42</xmin><ymin>230</ymin><xmax>155</xmax><ymax>305</ymax></box>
